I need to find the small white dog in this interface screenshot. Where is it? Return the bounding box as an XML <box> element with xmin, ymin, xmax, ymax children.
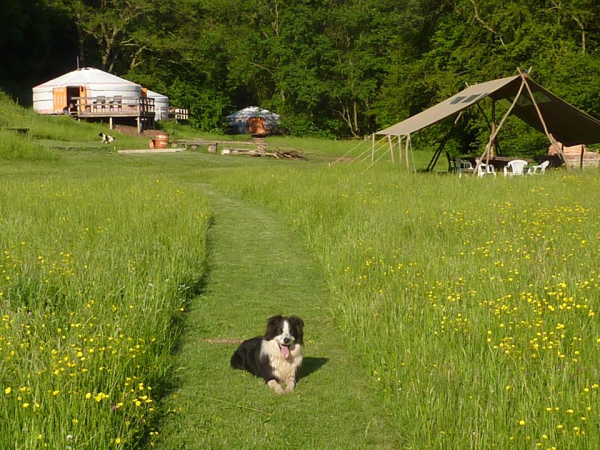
<box><xmin>99</xmin><ymin>132</ymin><xmax>116</xmax><ymax>144</ymax></box>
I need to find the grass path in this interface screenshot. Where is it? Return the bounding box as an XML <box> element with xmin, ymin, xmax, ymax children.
<box><xmin>156</xmin><ymin>187</ymin><xmax>397</xmax><ymax>449</ymax></box>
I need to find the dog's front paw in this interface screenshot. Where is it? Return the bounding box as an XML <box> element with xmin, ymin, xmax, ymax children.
<box><xmin>284</xmin><ymin>381</ymin><xmax>296</xmax><ymax>394</ymax></box>
<box><xmin>267</xmin><ymin>379</ymin><xmax>285</xmax><ymax>394</ymax></box>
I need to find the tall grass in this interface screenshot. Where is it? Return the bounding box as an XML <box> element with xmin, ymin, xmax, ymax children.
<box><xmin>0</xmin><ymin>173</ymin><xmax>211</xmax><ymax>448</ymax></box>
<box><xmin>0</xmin><ymin>129</ymin><xmax>58</xmax><ymax>161</ymax></box>
<box><xmin>204</xmin><ymin>163</ymin><xmax>600</xmax><ymax>449</ymax></box>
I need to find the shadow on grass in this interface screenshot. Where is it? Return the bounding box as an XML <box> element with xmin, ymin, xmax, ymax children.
<box><xmin>299</xmin><ymin>357</ymin><xmax>328</xmax><ymax>379</ymax></box>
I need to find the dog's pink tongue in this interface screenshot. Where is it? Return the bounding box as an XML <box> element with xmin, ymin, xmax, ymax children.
<box><xmin>280</xmin><ymin>345</ymin><xmax>290</xmax><ymax>358</ymax></box>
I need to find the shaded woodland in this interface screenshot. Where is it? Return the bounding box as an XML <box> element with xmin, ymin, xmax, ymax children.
<box><xmin>2</xmin><ymin>0</ymin><xmax>600</xmax><ymax>154</ymax></box>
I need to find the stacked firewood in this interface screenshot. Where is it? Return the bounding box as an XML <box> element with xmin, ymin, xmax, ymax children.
<box><xmin>221</xmin><ymin>148</ymin><xmax>306</xmax><ymax>160</ymax></box>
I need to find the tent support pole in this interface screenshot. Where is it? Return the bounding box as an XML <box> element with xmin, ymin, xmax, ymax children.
<box><xmin>474</xmin><ymin>78</ymin><xmax>526</xmax><ymax>175</ymax></box>
<box><xmin>371</xmin><ymin>134</ymin><xmax>375</xmax><ymax>162</ymax></box>
<box><xmin>476</xmin><ymin>101</ymin><xmax>503</xmax><ymax>156</ymax></box>
<box><xmin>426</xmin><ymin>111</ymin><xmax>464</xmax><ymax>172</ymax></box>
<box><xmin>388</xmin><ymin>135</ymin><xmax>395</xmax><ymax>164</ymax></box>
<box><xmin>405</xmin><ymin>134</ymin><xmax>411</xmax><ymax>171</ymax></box>
<box><xmin>490</xmin><ymin>100</ymin><xmax>496</xmax><ymax>158</ymax></box>
<box><xmin>398</xmin><ymin>136</ymin><xmax>403</xmax><ymax>163</ymax></box>
<box><xmin>518</xmin><ymin>68</ymin><xmax>567</xmax><ymax>169</ymax></box>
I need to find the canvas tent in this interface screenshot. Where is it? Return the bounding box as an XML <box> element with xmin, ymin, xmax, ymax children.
<box><xmin>33</xmin><ymin>67</ymin><xmax>142</xmax><ymax>115</ymax></box>
<box><xmin>225</xmin><ymin>107</ymin><xmax>280</xmax><ymax>135</ymax></box>
<box><xmin>373</xmin><ymin>71</ymin><xmax>600</xmax><ymax>172</ymax></box>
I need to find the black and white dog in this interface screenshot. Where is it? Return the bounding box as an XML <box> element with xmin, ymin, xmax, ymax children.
<box><xmin>231</xmin><ymin>315</ymin><xmax>304</xmax><ymax>394</ymax></box>
<box><xmin>99</xmin><ymin>132</ymin><xmax>116</xmax><ymax>144</ymax></box>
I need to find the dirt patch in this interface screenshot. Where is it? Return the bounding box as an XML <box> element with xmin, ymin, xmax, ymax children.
<box><xmin>114</xmin><ymin>125</ymin><xmax>163</xmax><ymax>137</ymax></box>
<box><xmin>202</xmin><ymin>338</ymin><xmax>243</xmax><ymax>345</ymax></box>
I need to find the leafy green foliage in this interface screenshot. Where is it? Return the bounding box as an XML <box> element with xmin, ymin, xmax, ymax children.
<box><xmin>3</xmin><ymin>0</ymin><xmax>600</xmax><ymax>147</ymax></box>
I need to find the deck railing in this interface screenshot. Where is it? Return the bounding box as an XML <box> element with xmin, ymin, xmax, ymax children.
<box><xmin>169</xmin><ymin>107</ymin><xmax>189</xmax><ymax>122</ymax></box>
<box><xmin>72</xmin><ymin>96</ymin><xmax>155</xmax><ymax>116</ymax></box>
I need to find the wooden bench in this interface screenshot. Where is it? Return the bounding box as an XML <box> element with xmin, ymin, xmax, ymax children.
<box><xmin>4</xmin><ymin>127</ymin><xmax>30</xmax><ymax>135</ymax></box>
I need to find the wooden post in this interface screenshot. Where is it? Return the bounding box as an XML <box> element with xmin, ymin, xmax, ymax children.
<box><xmin>388</xmin><ymin>135</ymin><xmax>395</xmax><ymax>164</ymax></box>
<box><xmin>109</xmin><ymin>117</ymin><xmax>113</xmax><ymax>130</ymax></box>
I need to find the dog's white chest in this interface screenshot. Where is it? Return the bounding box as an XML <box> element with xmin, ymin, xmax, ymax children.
<box><xmin>261</xmin><ymin>340</ymin><xmax>303</xmax><ymax>381</ymax></box>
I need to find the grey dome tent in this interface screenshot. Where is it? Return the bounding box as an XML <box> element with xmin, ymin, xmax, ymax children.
<box><xmin>225</xmin><ymin>107</ymin><xmax>280</xmax><ymax>135</ymax></box>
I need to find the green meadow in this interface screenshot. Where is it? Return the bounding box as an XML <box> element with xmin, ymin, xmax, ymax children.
<box><xmin>2</xmin><ymin>95</ymin><xmax>600</xmax><ymax>449</ymax></box>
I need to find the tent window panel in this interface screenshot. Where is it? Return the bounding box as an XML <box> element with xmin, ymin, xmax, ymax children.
<box><xmin>450</xmin><ymin>96</ymin><xmax>466</xmax><ymax>105</ymax></box>
<box><xmin>532</xmin><ymin>91</ymin><xmax>551</xmax><ymax>104</ymax></box>
<box><xmin>497</xmin><ymin>96</ymin><xmax>532</xmax><ymax>108</ymax></box>
<box><xmin>462</xmin><ymin>93</ymin><xmax>486</xmax><ymax>103</ymax></box>
<box><xmin>516</xmin><ymin>96</ymin><xmax>532</xmax><ymax>107</ymax></box>
<box><xmin>498</xmin><ymin>93</ymin><xmax>550</xmax><ymax>110</ymax></box>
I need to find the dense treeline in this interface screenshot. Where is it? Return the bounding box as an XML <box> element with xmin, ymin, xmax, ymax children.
<box><xmin>2</xmin><ymin>0</ymin><xmax>600</xmax><ymax>149</ymax></box>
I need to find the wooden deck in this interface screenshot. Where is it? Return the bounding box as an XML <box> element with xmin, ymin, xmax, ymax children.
<box><xmin>72</xmin><ymin>96</ymin><xmax>155</xmax><ymax>132</ymax></box>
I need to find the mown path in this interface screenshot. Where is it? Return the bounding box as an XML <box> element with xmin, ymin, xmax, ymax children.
<box><xmin>156</xmin><ymin>188</ymin><xmax>397</xmax><ymax>449</ymax></box>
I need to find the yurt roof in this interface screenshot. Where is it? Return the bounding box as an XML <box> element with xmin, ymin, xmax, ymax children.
<box><xmin>34</xmin><ymin>67</ymin><xmax>140</xmax><ymax>89</ymax></box>
<box><xmin>146</xmin><ymin>89</ymin><xmax>169</xmax><ymax>100</ymax></box>
<box><xmin>225</xmin><ymin>106</ymin><xmax>280</xmax><ymax>120</ymax></box>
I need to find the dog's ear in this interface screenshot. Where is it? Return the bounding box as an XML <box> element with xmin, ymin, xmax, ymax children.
<box><xmin>264</xmin><ymin>315</ymin><xmax>283</xmax><ymax>340</ymax></box>
<box><xmin>288</xmin><ymin>316</ymin><xmax>304</xmax><ymax>343</ymax></box>
<box><xmin>288</xmin><ymin>316</ymin><xmax>304</xmax><ymax>330</ymax></box>
<box><xmin>98</xmin><ymin>133</ymin><xmax>103</xmax><ymax>137</ymax></box>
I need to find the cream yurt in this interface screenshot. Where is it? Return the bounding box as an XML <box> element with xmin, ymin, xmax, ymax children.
<box><xmin>32</xmin><ymin>67</ymin><xmax>141</xmax><ymax>114</ymax></box>
<box><xmin>146</xmin><ymin>90</ymin><xmax>169</xmax><ymax>121</ymax></box>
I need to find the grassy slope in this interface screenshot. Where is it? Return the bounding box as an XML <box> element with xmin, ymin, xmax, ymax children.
<box><xmin>156</xmin><ymin>186</ymin><xmax>397</xmax><ymax>449</ymax></box>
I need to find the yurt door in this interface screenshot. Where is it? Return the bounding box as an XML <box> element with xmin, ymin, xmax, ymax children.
<box><xmin>78</xmin><ymin>86</ymin><xmax>87</xmax><ymax>111</ymax></box>
<box><xmin>53</xmin><ymin>87</ymin><xmax>67</xmax><ymax>113</ymax></box>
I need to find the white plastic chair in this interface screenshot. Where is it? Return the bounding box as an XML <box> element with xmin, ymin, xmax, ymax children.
<box><xmin>528</xmin><ymin>160</ymin><xmax>550</xmax><ymax>174</ymax></box>
<box><xmin>457</xmin><ymin>159</ymin><xmax>473</xmax><ymax>178</ymax></box>
<box><xmin>503</xmin><ymin>159</ymin><xmax>528</xmax><ymax>177</ymax></box>
<box><xmin>476</xmin><ymin>160</ymin><xmax>496</xmax><ymax>178</ymax></box>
